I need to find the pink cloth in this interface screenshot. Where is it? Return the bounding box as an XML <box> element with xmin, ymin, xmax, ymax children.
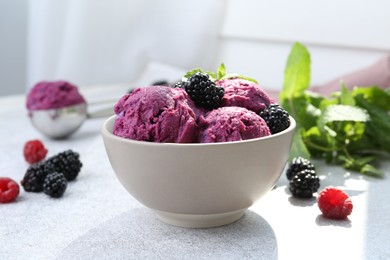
<box><xmin>311</xmin><ymin>54</ymin><xmax>390</xmax><ymax>95</ymax></box>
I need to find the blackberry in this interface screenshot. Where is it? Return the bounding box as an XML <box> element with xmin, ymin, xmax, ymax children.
<box><xmin>46</xmin><ymin>150</ymin><xmax>82</xmax><ymax>181</ymax></box>
<box><xmin>152</xmin><ymin>80</ymin><xmax>169</xmax><ymax>86</ymax></box>
<box><xmin>289</xmin><ymin>169</ymin><xmax>320</xmax><ymax>198</ymax></box>
<box><xmin>21</xmin><ymin>162</ymin><xmax>54</xmax><ymax>192</ymax></box>
<box><xmin>173</xmin><ymin>81</ymin><xmax>185</xmax><ymax>89</ymax></box>
<box><xmin>286</xmin><ymin>157</ymin><xmax>315</xmax><ymax>180</ymax></box>
<box><xmin>259</xmin><ymin>104</ymin><xmax>290</xmax><ymax>134</ymax></box>
<box><xmin>43</xmin><ymin>172</ymin><xmax>67</xmax><ymax>198</ymax></box>
<box><xmin>184</xmin><ymin>72</ymin><xmax>224</xmax><ymax>109</ymax></box>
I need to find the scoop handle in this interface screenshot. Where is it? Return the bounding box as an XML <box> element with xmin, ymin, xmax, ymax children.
<box><xmin>87</xmin><ymin>107</ymin><xmax>114</xmax><ymax>119</ymax></box>
<box><xmin>86</xmin><ymin>98</ymin><xmax>117</xmax><ymax>119</ymax></box>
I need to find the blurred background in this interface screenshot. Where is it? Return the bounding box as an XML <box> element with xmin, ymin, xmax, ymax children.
<box><xmin>1</xmin><ymin>0</ymin><xmax>389</xmax><ymax>96</ymax></box>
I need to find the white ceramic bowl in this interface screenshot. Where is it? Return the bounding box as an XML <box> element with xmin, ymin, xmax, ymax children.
<box><xmin>101</xmin><ymin>115</ymin><xmax>296</xmax><ymax>228</ymax></box>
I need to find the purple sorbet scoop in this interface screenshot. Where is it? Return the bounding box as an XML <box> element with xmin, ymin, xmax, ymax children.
<box><xmin>26</xmin><ymin>81</ymin><xmax>85</xmax><ymax>110</ymax></box>
<box><xmin>199</xmin><ymin>106</ymin><xmax>271</xmax><ymax>143</ymax></box>
<box><xmin>217</xmin><ymin>78</ymin><xmax>273</xmax><ymax>113</ymax></box>
<box><xmin>113</xmin><ymin>86</ymin><xmax>200</xmax><ymax>143</ymax></box>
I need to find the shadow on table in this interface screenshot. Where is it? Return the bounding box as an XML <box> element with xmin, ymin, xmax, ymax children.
<box><xmin>58</xmin><ymin>208</ymin><xmax>278</xmax><ymax>260</ymax></box>
<box><xmin>315</xmin><ymin>214</ymin><xmax>352</xmax><ymax>228</ymax></box>
<box><xmin>287</xmin><ymin>194</ymin><xmax>317</xmax><ymax>207</ymax></box>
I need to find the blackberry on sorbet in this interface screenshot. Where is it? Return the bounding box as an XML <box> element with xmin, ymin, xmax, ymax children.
<box><xmin>173</xmin><ymin>81</ymin><xmax>185</xmax><ymax>89</ymax></box>
<box><xmin>184</xmin><ymin>72</ymin><xmax>224</xmax><ymax>109</ymax></box>
<box><xmin>259</xmin><ymin>104</ymin><xmax>290</xmax><ymax>134</ymax></box>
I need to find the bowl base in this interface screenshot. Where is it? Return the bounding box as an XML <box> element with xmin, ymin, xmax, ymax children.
<box><xmin>153</xmin><ymin>208</ymin><xmax>246</xmax><ymax>228</ymax></box>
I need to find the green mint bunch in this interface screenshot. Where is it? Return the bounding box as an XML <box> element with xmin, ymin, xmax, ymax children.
<box><xmin>280</xmin><ymin>42</ymin><xmax>390</xmax><ymax>177</ymax></box>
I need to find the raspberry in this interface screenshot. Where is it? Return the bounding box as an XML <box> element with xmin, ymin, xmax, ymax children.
<box><xmin>289</xmin><ymin>169</ymin><xmax>320</xmax><ymax>198</ymax></box>
<box><xmin>23</xmin><ymin>140</ymin><xmax>48</xmax><ymax>164</ymax></box>
<box><xmin>43</xmin><ymin>172</ymin><xmax>68</xmax><ymax>198</ymax></box>
<box><xmin>184</xmin><ymin>72</ymin><xmax>224</xmax><ymax>109</ymax></box>
<box><xmin>0</xmin><ymin>178</ymin><xmax>20</xmax><ymax>203</ymax></box>
<box><xmin>259</xmin><ymin>104</ymin><xmax>290</xmax><ymax>134</ymax></box>
<box><xmin>45</xmin><ymin>150</ymin><xmax>82</xmax><ymax>181</ymax></box>
<box><xmin>318</xmin><ymin>186</ymin><xmax>353</xmax><ymax>219</ymax></box>
<box><xmin>286</xmin><ymin>157</ymin><xmax>316</xmax><ymax>180</ymax></box>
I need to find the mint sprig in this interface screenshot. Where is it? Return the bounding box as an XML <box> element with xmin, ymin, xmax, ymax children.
<box><xmin>183</xmin><ymin>63</ymin><xmax>258</xmax><ymax>83</ymax></box>
<box><xmin>183</xmin><ymin>68</ymin><xmax>217</xmax><ymax>81</ymax></box>
<box><xmin>217</xmin><ymin>63</ymin><xmax>226</xmax><ymax>79</ymax></box>
<box><xmin>280</xmin><ymin>42</ymin><xmax>389</xmax><ymax>177</ymax></box>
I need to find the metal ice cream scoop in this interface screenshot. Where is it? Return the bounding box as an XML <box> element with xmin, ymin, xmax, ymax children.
<box><xmin>28</xmin><ymin>101</ymin><xmax>115</xmax><ymax>139</ymax></box>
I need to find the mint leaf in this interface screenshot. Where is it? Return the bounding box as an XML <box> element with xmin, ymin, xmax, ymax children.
<box><xmin>322</xmin><ymin>105</ymin><xmax>369</xmax><ymax>123</ymax></box>
<box><xmin>339</xmin><ymin>83</ymin><xmax>355</xmax><ymax>106</ymax></box>
<box><xmin>302</xmin><ymin>126</ymin><xmax>333</xmax><ymax>156</ymax></box>
<box><xmin>338</xmin><ymin>155</ymin><xmax>383</xmax><ymax>178</ymax></box>
<box><xmin>217</xmin><ymin>63</ymin><xmax>226</xmax><ymax>80</ymax></box>
<box><xmin>321</xmin><ymin>105</ymin><xmax>368</xmax><ymax>148</ymax></box>
<box><xmin>220</xmin><ymin>73</ymin><xmax>258</xmax><ymax>84</ymax></box>
<box><xmin>303</xmin><ymin>103</ymin><xmax>321</xmax><ymax>129</ymax></box>
<box><xmin>355</xmin><ymin>95</ymin><xmax>390</xmax><ymax>153</ymax></box>
<box><xmin>280</xmin><ymin>42</ymin><xmax>312</xmax><ymax>161</ymax></box>
<box><xmin>205</xmin><ymin>71</ymin><xmax>217</xmax><ymax>81</ymax></box>
<box><xmin>360</xmin><ymin>164</ymin><xmax>384</xmax><ymax>178</ymax></box>
<box><xmin>280</xmin><ymin>42</ymin><xmax>311</xmax><ymax>130</ymax></box>
<box><xmin>305</xmin><ymin>91</ymin><xmax>326</xmax><ymax>108</ymax></box>
<box><xmin>348</xmin><ymin>134</ymin><xmax>378</xmax><ymax>152</ymax></box>
<box><xmin>289</xmin><ymin>130</ymin><xmax>311</xmax><ymax>160</ymax></box>
<box><xmin>235</xmin><ymin>75</ymin><xmax>258</xmax><ymax>83</ymax></box>
<box><xmin>280</xmin><ymin>42</ymin><xmax>311</xmax><ymax>101</ymax></box>
<box><xmin>183</xmin><ymin>68</ymin><xmax>203</xmax><ymax>80</ymax></box>
<box><xmin>282</xmin><ymin>95</ymin><xmax>309</xmax><ymax>127</ymax></box>
<box><xmin>342</xmin><ymin>121</ymin><xmax>366</xmax><ymax>141</ymax></box>
<box><xmin>352</xmin><ymin>86</ymin><xmax>390</xmax><ymax>111</ymax></box>
<box><xmin>183</xmin><ymin>68</ymin><xmax>217</xmax><ymax>81</ymax></box>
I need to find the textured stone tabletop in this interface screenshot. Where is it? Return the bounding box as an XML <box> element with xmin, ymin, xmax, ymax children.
<box><xmin>1</xmin><ymin>84</ymin><xmax>389</xmax><ymax>260</ymax></box>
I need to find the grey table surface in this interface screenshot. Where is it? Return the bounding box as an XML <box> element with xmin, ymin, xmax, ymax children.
<box><xmin>1</xmin><ymin>84</ymin><xmax>389</xmax><ymax>260</ymax></box>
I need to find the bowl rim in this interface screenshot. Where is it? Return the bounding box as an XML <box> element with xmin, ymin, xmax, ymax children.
<box><xmin>101</xmin><ymin>115</ymin><xmax>296</xmax><ymax>147</ymax></box>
